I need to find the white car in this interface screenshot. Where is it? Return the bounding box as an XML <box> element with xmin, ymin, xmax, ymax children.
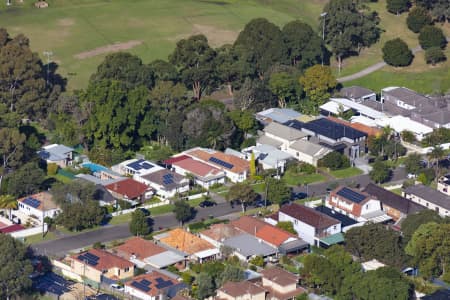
<box><xmin>110</xmin><ymin>283</ymin><xmax>124</xmax><ymax>292</ymax></box>
<box><xmin>407</xmin><ymin>173</ymin><xmax>417</xmax><ymax>179</ymax></box>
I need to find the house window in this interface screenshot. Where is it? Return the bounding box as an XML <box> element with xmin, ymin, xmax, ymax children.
<box><xmin>294</xmin><ymin>219</ymin><xmax>298</xmax><ymax>225</ymax></box>
<box><xmin>296</xmin><ymin>152</ymin><xmax>299</xmax><ymax>157</ymax></box>
<box><xmin>426</xmin><ymin>203</ymin><xmax>429</xmax><ymax>207</ymax></box>
<box><xmin>125</xmin><ymin>267</ymin><xmax>129</xmax><ymax>272</ymax></box>
<box><xmin>366</xmin><ymin>204</ymin><xmax>369</xmax><ymax>209</ymax></box>
<box><xmin>333</xmin><ymin>225</ymin><xmax>337</xmax><ymax>230</ymax></box>
<box><xmin>435</xmin><ymin>207</ymin><xmax>439</xmax><ymax>213</ymax></box>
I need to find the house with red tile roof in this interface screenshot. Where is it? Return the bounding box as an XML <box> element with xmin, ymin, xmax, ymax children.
<box><xmin>279</xmin><ymin>203</ymin><xmax>341</xmax><ymax>247</ymax></box>
<box><xmin>17</xmin><ymin>192</ymin><xmax>61</xmax><ymax>223</ymax></box>
<box><xmin>216</xmin><ymin>281</ymin><xmax>267</xmax><ymax>300</ymax></box>
<box><xmin>68</xmin><ymin>249</ymin><xmax>134</xmax><ymax>284</ymax></box>
<box><xmin>261</xmin><ymin>267</ymin><xmax>306</xmax><ymax>300</ymax></box>
<box><xmin>199</xmin><ymin>223</ymin><xmax>242</xmax><ymax>248</ymax></box>
<box><xmin>182</xmin><ymin>147</ymin><xmax>249</xmax><ymax>183</ymax></box>
<box><xmin>169</xmin><ymin>157</ymin><xmax>226</xmax><ymax>189</ymax></box>
<box><xmin>125</xmin><ymin>271</ymin><xmax>187</xmax><ymax>300</ymax></box>
<box><xmin>104</xmin><ymin>178</ymin><xmax>153</xmax><ymax>204</ymax></box>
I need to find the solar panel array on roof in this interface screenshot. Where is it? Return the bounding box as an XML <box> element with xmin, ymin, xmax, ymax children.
<box><xmin>23</xmin><ymin>197</ymin><xmax>41</xmax><ymax>208</ymax></box>
<box><xmin>127</xmin><ymin>159</ymin><xmax>155</xmax><ymax>171</ymax></box>
<box><xmin>337</xmin><ymin>187</ymin><xmax>366</xmax><ymax>204</ymax></box>
<box><xmin>209</xmin><ymin>157</ymin><xmax>234</xmax><ymax>169</ymax></box>
<box><xmin>131</xmin><ymin>281</ymin><xmax>150</xmax><ymax>292</ymax></box>
<box><xmin>77</xmin><ymin>252</ymin><xmax>99</xmax><ymax>266</ymax></box>
<box><xmin>155</xmin><ymin>277</ymin><xmax>172</xmax><ymax>289</ymax></box>
<box><xmin>162</xmin><ymin>173</ymin><xmax>174</xmax><ymax>185</ymax></box>
<box><xmin>141</xmin><ymin>279</ymin><xmax>151</xmax><ymax>286</ymax></box>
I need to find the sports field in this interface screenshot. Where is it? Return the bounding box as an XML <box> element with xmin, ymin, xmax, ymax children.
<box><xmin>0</xmin><ymin>0</ymin><xmax>325</xmax><ymax>90</ymax></box>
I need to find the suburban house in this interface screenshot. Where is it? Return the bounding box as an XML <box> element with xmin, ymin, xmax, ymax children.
<box><xmin>104</xmin><ymin>178</ymin><xmax>154</xmax><ymax>205</ymax></box>
<box><xmin>136</xmin><ymin>169</ymin><xmax>189</xmax><ymax>199</ymax></box>
<box><xmin>125</xmin><ymin>271</ymin><xmax>187</xmax><ymax>300</ymax></box>
<box><xmin>380</xmin><ymin>87</ymin><xmax>437</xmax><ymax>117</ymax></box>
<box><xmin>183</xmin><ymin>147</ymin><xmax>249</xmax><ymax>183</ymax></box>
<box><xmin>363</xmin><ymin>183</ymin><xmax>425</xmax><ymax>222</ymax></box>
<box><xmin>339</xmin><ymin>86</ymin><xmax>377</xmax><ymax>103</ymax></box>
<box><xmin>165</xmin><ymin>156</ymin><xmax>226</xmax><ymax>189</ymax></box>
<box><xmin>222</xmin><ymin>233</ymin><xmax>277</xmax><ymax>261</ymax></box>
<box><xmin>255</xmin><ymin>108</ymin><xmax>302</xmax><ymax>125</ymax></box>
<box><xmin>415</xmin><ymin>110</ymin><xmax>450</xmax><ymax>129</ymax></box>
<box><xmin>74</xmin><ymin>175</ymin><xmax>116</xmax><ymax>206</ymax></box>
<box><xmin>375</xmin><ymin>116</ymin><xmax>433</xmax><ymax>141</ymax></box>
<box><xmin>325</xmin><ymin>98</ymin><xmax>387</xmax><ymax>121</ymax></box>
<box><xmin>403</xmin><ymin>184</ymin><xmax>450</xmax><ymax>217</ymax></box>
<box><xmin>314</xmin><ymin>206</ymin><xmax>358</xmax><ymax>231</ymax></box>
<box><xmin>17</xmin><ymin>192</ymin><xmax>61</xmax><ymax>223</ymax></box>
<box><xmin>248</xmin><ymin>144</ymin><xmax>294</xmax><ymax>173</ymax></box>
<box><xmin>199</xmin><ymin>223</ymin><xmax>242</xmax><ymax>248</ymax></box>
<box><xmin>67</xmin><ymin>249</ymin><xmax>134</xmax><ymax>285</ymax></box>
<box><xmin>215</xmin><ymin>281</ymin><xmax>267</xmax><ymax>300</ymax></box>
<box><xmin>113</xmin><ymin>237</ymin><xmax>185</xmax><ymax>269</ymax></box>
<box><xmin>111</xmin><ymin>159</ymin><xmax>164</xmax><ymax>177</ymax></box>
<box><xmin>437</xmin><ymin>174</ymin><xmax>450</xmax><ymax>196</ymax></box>
<box><xmin>286</xmin><ymin>139</ymin><xmax>331</xmax><ymax>166</ymax></box>
<box><xmin>278</xmin><ymin>203</ymin><xmax>342</xmax><ymax>247</ymax></box>
<box><xmin>37</xmin><ymin>144</ymin><xmax>74</xmax><ymax>168</ymax></box>
<box><xmin>153</xmin><ymin>228</ymin><xmax>219</xmax><ymax>263</ymax></box>
<box><xmin>284</xmin><ymin>118</ymin><xmax>367</xmax><ymax>160</ymax></box>
<box><xmin>327</xmin><ymin>186</ymin><xmax>391</xmax><ymax>223</ymax></box>
<box><xmin>260</xmin><ymin>267</ymin><xmax>306</xmax><ymax>300</ymax></box>
<box><xmin>327</xmin><ymin>117</ymin><xmax>382</xmax><ymax>137</ymax></box>
<box><xmin>261</xmin><ymin>122</ymin><xmax>308</xmax><ymax>151</ymax></box>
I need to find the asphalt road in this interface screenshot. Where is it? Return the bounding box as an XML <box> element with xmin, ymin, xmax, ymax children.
<box><xmin>32</xmin><ymin>202</ymin><xmax>240</xmax><ymax>257</ymax></box>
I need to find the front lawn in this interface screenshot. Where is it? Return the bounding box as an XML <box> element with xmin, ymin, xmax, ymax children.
<box><xmin>251</xmin><ymin>182</ymin><xmax>266</xmax><ymax>194</ymax></box>
<box><xmin>282</xmin><ymin>171</ymin><xmax>326</xmax><ymax>186</ymax></box>
<box><xmin>329</xmin><ymin>167</ymin><xmax>363</xmax><ymax>179</ymax></box>
<box><xmin>24</xmin><ymin>231</ymin><xmax>57</xmax><ymax>245</ymax></box>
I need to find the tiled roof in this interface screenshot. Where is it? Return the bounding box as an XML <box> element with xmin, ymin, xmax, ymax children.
<box><xmin>330</xmin><ymin>186</ymin><xmax>372</xmax><ymax>217</ymax></box>
<box><xmin>158</xmin><ymin>228</ymin><xmax>214</xmax><ymax>255</ymax></box>
<box><xmin>261</xmin><ymin>267</ymin><xmax>299</xmax><ymax>286</ymax></box>
<box><xmin>231</xmin><ymin>216</ymin><xmax>267</xmax><ymax>235</ymax></box>
<box><xmin>363</xmin><ymin>183</ymin><xmax>425</xmax><ymax>215</ymax></box>
<box><xmin>218</xmin><ymin>281</ymin><xmax>266</xmax><ymax>298</ymax></box>
<box><xmin>125</xmin><ymin>271</ymin><xmax>177</xmax><ymax>297</ymax></box>
<box><xmin>0</xmin><ymin>224</ymin><xmax>24</xmax><ymax>233</ymax></box>
<box><xmin>18</xmin><ymin>192</ymin><xmax>58</xmax><ymax>211</ymax></box>
<box><xmin>141</xmin><ymin>169</ymin><xmax>187</xmax><ymax>189</ymax></box>
<box><xmin>114</xmin><ymin>237</ymin><xmax>166</xmax><ymax>260</ymax></box>
<box><xmin>279</xmin><ymin>203</ymin><xmax>340</xmax><ymax>229</ymax></box>
<box><xmin>104</xmin><ymin>178</ymin><xmax>150</xmax><ymax>199</ymax></box>
<box><xmin>173</xmin><ymin>157</ymin><xmax>223</xmax><ymax>178</ymax></box>
<box><xmin>200</xmin><ymin>223</ymin><xmax>242</xmax><ymax>242</ymax></box>
<box><xmin>72</xmin><ymin>249</ymin><xmax>133</xmax><ymax>271</ymax></box>
<box><xmin>164</xmin><ymin>155</ymin><xmax>190</xmax><ymax>165</ymax></box>
<box><xmin>184</xmin><ymin>148</ymin><xmax>249</xmax><ymax>174</ymax></box>
<box><xmin>327</xmin><ymin>117</ymin><xmax>381</xmax><ymax>136</ymax></box>
<box><xmin>256</xmin><ymin>224</ymin><xmax>294</xmax><ymax>247</ymax></box>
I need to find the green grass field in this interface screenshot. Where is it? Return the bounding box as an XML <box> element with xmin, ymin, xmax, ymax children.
<box><xmin>282</xmin><ymin>171</ymin><xmax>326</xmax><ymax>186</ymax></box>
<box><xmin>0</xmin><ymin>0</ymin><xmax>324</xmax><ymax>90</ymax></box>
<box><xmin>329</xmin><ymin>167</ymin><xmax>363</xmax><ymax>179</ymax></box>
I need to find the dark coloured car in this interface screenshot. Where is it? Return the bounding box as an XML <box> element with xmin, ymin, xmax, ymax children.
<box><xmin>138</xmin><ymin>208</ymin><xmax>150</xmax><ymax>216</ymax></box>
<box><xmin>199</xmin><ymin>200</ymin><xmax>217</xmax><ymax>208</ymax></box>
<box><xmin>292</xmin><ymin>192</ymin><xmax>308</xmax><ymax>200</ymax></box>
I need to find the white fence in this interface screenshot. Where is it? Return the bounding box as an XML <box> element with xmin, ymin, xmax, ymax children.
<box><xmin>10</xmin><ymin>223</ymin><xmax>48</xmax><ymax>238</ymax></box>
<box><xmin>187</xmin><ymin>192</ymin><xmax>208</xmax><ymax>200</ymax></box>
<box><xmin>110</xmin><ymin>200</ymin><xmax>169</xmax><ymax>217</ymax></box>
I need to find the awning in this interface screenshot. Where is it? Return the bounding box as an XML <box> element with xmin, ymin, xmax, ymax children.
<box><xmin>319</xmin><ymin>232</ymin><xmax>345</xmax><ymax>246</ymax></box>
<box><xmin>279</xmin><ymin>239</ymin><xmax>309</xmax><ymax>254</ymax></box>
<box><xmin>362</xmin><ymin>210</ymin><xmax>392</xmax><ymax>223</ymax></box>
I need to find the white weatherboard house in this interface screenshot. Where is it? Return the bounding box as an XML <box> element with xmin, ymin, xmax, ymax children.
<box><xmin>17</xmin><ymin>192</ymin><xmax>61</xmax><ymax>223</ymax></box>
<box><xmin>111</xmin><ymin>159</ymin><xmax>164</xmax><ymax>177</ymax></box>
<box><xmin>37</xmin><ymin>144</ymin><xmax>74</xmax><ymax>168</ymax></box>
<box><xmin>262</xmin><ymin>122</ymin><xmax>308</xmax><ymax>151</ymax></box>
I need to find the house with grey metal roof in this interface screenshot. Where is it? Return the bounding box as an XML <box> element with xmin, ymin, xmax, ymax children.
<box><xmin>222</xmin><ymin>233</ymin><xmax>277</xmax><ymax>261</ymax></box>
<box><xmin>403</xmin><ymin>184</ymin><xmax>450</xmax><ymax>217</ymax></box>
<box><xmin>37</xmin><ymin>144</ymin><xmax>74</xmax><ymax>168</ymax></box>
<box><xmin>262</xmin><ymin>122</ymin><xmax>307</xmax><ymax>151</ymax></box>
<box><xmin>255</xmin><ymin>108</ymin><xmax>301</xmax><ymax>125</ymax></box>
<box><xmin>414</xmin><ymin>110</ymin><xmax>450</xmax><ymax>129</ymax></box>
<box><xmin>339</xmin><ymin>86</ymin><xmax>376</xmax><ymax>103</ymax></box>
<box><xmin>248</xmin><ymin>144</ymin><xmax>294</xmax><ymax>172</ymax></box>
<box><xmin>286</xmin><ymin>139</ymin><xmax>331</xmax><ymax>166</ymax></box>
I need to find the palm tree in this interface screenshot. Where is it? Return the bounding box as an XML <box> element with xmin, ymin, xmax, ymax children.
<box><xmin>0</xmin><ymin>194</ymin><xmax>17</xmax><ymax>220</ymax></box>
<box><xmin>428</xmin><ymin>146</ymin><xmax>445</xmax><ymax>180</ymax></box>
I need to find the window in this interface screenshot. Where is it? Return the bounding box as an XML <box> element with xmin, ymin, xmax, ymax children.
<box><xmin>294</xmin><ymin>219</ymin><xmax>298</xmax><ymax>225</ymax></box>
<box><xmin>296</xmin><ymin>152</ymin><xmax>299</xmax><ymax>157</ymax></box>
<box><xmin>366</xmin><ymin>204</ymin><xmax>369</xmax><ymax>209</ymax></box>
<box><xmin>333</xmin><ymin>225</ymin><xmax>337</xmax><ymax>230</ymax></box>
<box><xmin>124</xmin><ymin>267</ymin><xmax>129</xmax><ymax>272</ymax></box>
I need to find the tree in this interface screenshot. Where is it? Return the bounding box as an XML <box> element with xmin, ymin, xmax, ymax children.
<box><xmin>220</xmin><ymin>265</ymin><xmax>244</xmax><ymax>285</ymax></box>
<box><xmin>406</xmin><ymin>222</ymin><xmax>450</xmax><ymax>279</ymax></box>
<box><xmin>401</xmin><ymin>210</ymin><xmax>443</xmax><ymax>243</ymax></box>
<box><xmin>266</xmin><ymin>177</ymin><xmax>291</xmax><ymax>205</ymax></box>
<box><xmin>227</xmin><ymin>110</ymin><xmax>256</xmax><ymax>134</ymax></box>
<box><xmin>401</xmin><ymin>130</ymin><xmax>416</xmax><ymax>143</ymax></box>
<box><xmin>233</xmin><ymin>18</ymin><xmax>287</xmax><ymax>79</ymax></box>
<box><xmin>196</xmin><ymin>272</ymin><xmax>216</xmax><ymax>299</ymax></box>
<box><xmin>382</xmin><ymin>38</ymin><xmax>413</xmax><ymax>67</ymax></box>
<box><xmin>299</xmin><ymin>65</ymin><xmax>337</xmax><ymax>113</ymax></box>
<box><xmin>269</xmin><ymin>72</ymin><xmax>299</xmax><ymax>108</ymax></box>
<box><xmin>215</xmin><ymin>45</ymin><xmax>240</xmax><ymax>96</ymax></box>
<box><xmin>0</xmin><ymin>127</ymin><xmax>26</xmax><ymax>190</ymax></box>
<box><xmin>386</xmin><ymin>0</ymin><xmax>410</xmax><ymax>15</ymax></box>
<box><xmin>428</xmin><ymin>145</ymin><xmax>444</xmax><ymax>179</ymax></box>
<box><xmin>173</xmin><ymin>200</ymin><xmax>194</xmax><ymax>225</ymax></box>
<box><xmin>425</xmin><ymin>47</ymin><xmax>446</xmax><ymax>65</ymax></box>
<box><xmin>149</xmin><ymin>59</ymin><xmax>179</xmax><ymax>82</ymax></box>
<box><xmin>56</xmin><ymin>200</ymin><xmax>106</xmax><ymax>231</ymax></box>
<box><xmin>90</xmin><ymin>52</ymin><xmax>154</xmax><ymax>89</ymax></box>
<box><xmin>7</xmin><ymin>161</ymin><xmax>45</xmax><ymax>197</ymax></box>
<box><xmin>169</xmin><ymin>34</ymin><xmax>217</xmax><ymax>100</ymax></box>
<box><xmin>318</xmin><ymin>151</ymin><xmax>350</xmax><ymax>170</ymax></box>
<box><xmin>249</xmin><ymin>152</ymin><xmax>256</xmax><ymax>178</ymax></box>
<box><xmin>227</xmin><ymin>183</ymin><xmax>257</xmax><ymax>212</ymax></box>
<box><xmin>407</xmin><ymin>6</ymin><xmax>432</xmax><ymax>33</ymax></box>
<box><xmin>369</xmin><ymin>160</ymin><xmax>391</xmax><ymax>183</ymax></box>
<box><xmin>51</xmin><ymin>179</ymin><xmax>98</xmax><ymax>205</ymax></box>
<box><xmin>129</xmin><ymin>209</ymin><xmax>152</xmax><ymax>236</ymax></box>
<box><xmin>415</xmin><ymin>0</ymin><xmax>450</xmax><ymax>22</ymax></box>
<box><xmin>0</xmin><ymin>194</ymin><xmax>16</xmax><ymax>220</ymax></box>
<box><xmin>418</xmin><ymin>25</ymin><xmax>447</xmax><ymax>50</ymax></box>
<box><xmin>276</xmin><ymin>221</ymin><xmax>297</xmax><ymax>235</ymax></box>
<box><xmin>249</xmin><ymin>255</ymin><xmax>264</xmax><ymax>267</ymax></box>
<box><xmin>233</xmin><ymin>77</ymin><xmax>277</xmax><ymax>111</ymax></box>
<box><xmin>0</xmin><ymin>234</ymin><xmax>33</xmax><ymax>299</ymax></box>
<box><xmin>282</xmin><ymin>20</ymin><xmax>326</xmax><ymax>69</ymax></box>
<box><xmin>404</xmin><ymin>153</ymin><xmax>423</xmax><ymax>175</ymax></box>
<box><xmin>322</xmin><ymin>0</ymin><xmax>381</xmax><ymax>72</ymax></box>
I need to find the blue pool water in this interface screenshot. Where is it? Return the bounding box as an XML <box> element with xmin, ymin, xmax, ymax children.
<box><xmin>81</xmin><ymin>162</ymin><xmax>108</xmax><ymax>173</ymax></box>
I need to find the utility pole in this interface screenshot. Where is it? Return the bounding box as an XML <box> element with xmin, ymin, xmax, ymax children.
<box><xmin>43</xmin><ymin>51</ymin><xmax>53</xmax><ymax>86</ymax></box>
<box><xmin>320</xmin><ymin>12</ymin><xmax>328</xmax><ymax>66</ymax></box>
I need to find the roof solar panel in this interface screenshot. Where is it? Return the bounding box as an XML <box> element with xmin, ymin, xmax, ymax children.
<box><xmin>142</xmin><ymin>163</ymin><xmax>153</xmax><ymax>169</ymax></box>
<box><xmin>131</xmin><ymin>281</ymin><xmax>150</xmax><ymax>292</ymax></box>
<box><xmin>140</xmin><ymin>279</ymin><xmax>151</xmax><ymax>286</ymax></box>
<box><xmin>209</xmin><ymin>157</ymin><xmax>233</xmax><ymax>169</ymax></box>
<box><xmin>77</xmin><ymin>255</ymin><xmax>98</xmax><ymax>266</ymax></box>
<box><xmin>23</xmin><ymin>197</ymin><xmax>41</xmax><ymax>208</ymax></box>
<box><xmin>155</xmin><ymin>279</ymin><xmax>172</xmax><ymax>289</ymax></box>
<box><xmin>84</xmin><ymin>252</ymin><xmax>99</xmax><ymax>261</ymax></box>
<box><xmin>337</xmin><ymin>187</ymin><xmax>366</xmax><ymax>204</ymax></box>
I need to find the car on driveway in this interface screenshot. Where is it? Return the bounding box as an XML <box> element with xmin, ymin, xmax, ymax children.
<box><xmin>292</xmin><ymin>192</ymin><xmax>308</xmax><ymax>200</ymax></box>
<box><xmin>199</xmin><ymin>200</ymin><xmax>217</xmax><ymax>208</ymax></box>
<box><xmin>110</xmin><ymin>283</ymin><xmax>124</xmax><ymax>292</ymax></box>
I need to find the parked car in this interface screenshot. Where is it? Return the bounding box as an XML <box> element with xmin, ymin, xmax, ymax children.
<box><xmin>407</xmin><ymin>173</ymin><xmax>417</xmax><ymax>179</ymax></box>
<box><xmin>199</xmin><ymin>200</ymin><xmax>217</xmax><ymax>208</ymax></box>
<box><xmin>138</xmin><ymin>208</ymin><xmax>150</xmax><ymax>216</ymax></box>
<box><xmin>291</xmin><ymin>192</ymin><xmax>308</xmax><ymax>200</ymax></box>
<box><xmin>110</xmin><ymin>283</ymin><xmax>124</xmax><ymax>292</ymax></box>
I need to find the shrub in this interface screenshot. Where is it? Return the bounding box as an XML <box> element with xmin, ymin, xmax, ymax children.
<box><xmin>419</xmin><ymin>26</ymin><xmax>447</xmax><ymax>50</ymax></box>
<box><xmin>425</xmin><ymin>47</ymin><xmax>446</xmax><ymax>65</ymax></box>
<box><xmin>382</xmin><ymin>38</ymin><xmax>413</xmax><ymax>66</ymax></box>
<box><xmin>386</xmin><ymin>0</ymin><xmax>410</xmax><ymax>15</ymax></box>
<box><xmin>92</xmin><ymin>242</ymin><xmax>104</xmax><ymax>249</ymax></box>
<box><xmin>298</xmin><ymin>162</ymin><xmax>316</xmax><ymax>174</ymax></box>
<box><xmin>47</xmin><ymin>163</ymin><xmax>59</xmax><ymax>176</ymax></box>
<box><xmin>318</xmin><ymin>151</ymin><xmax>350</xmax><ymax>170</ymax></box>
<box><xmin>249</xmin><ymin>255</ymin><xmax>264</xmax><ymax>267</ymax></box>
<box><xmin>406</xmin><ymin>6</ymin><xmax>431</xmax><ymax>33</ymax></box>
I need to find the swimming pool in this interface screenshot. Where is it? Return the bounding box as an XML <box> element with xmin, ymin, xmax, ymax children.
<box><xmin>81</xmin><ymin>162</ymin><xmax>108</xmax><ymax>173</ymax></box>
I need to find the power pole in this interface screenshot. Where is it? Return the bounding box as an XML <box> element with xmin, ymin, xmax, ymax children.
<box><xmin>43</xmin><ymin>51</ymin><xmax>53</xmax><ymax>86</ymax></box>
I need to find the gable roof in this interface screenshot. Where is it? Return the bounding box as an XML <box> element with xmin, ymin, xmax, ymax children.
<box><xmin>223</xmin><ymin>233</ymin><xmax>277</xmax><ymax>258</ymax></box>
<box><xmin>172</xmin><ymin>157</ymin><xmax>223</xmax><ymax>178</ymax></box>
<box><xmin>200</xmin><ymin>223</ymin><xmax>242</xmax><ymax>242</ymax></box>
<box><xmin>114</xmin><ymin>237</ymin><xmax>166</xmax><ymax>260</ymax></box>
<box><xmin>163</xmin><ymin>155</ymin><xmax>190</xmax><ymax>165</ymax></box>
<box><xmin>125</xmin><ymin>271</ymin><xmax>179</xmax><ymax>297</ymax></box>
<box><xmin>256</xmin><ymin>224</ymin><xmax>295</xmax><ymax>247</ymax></box>
<box><xmin>260</xmin><ymin>267</ymin><xmax>299</xmax><ymax>286</ymax></box>
<box><xmin>327</xmin><ymin>117</ymin><xmax>382</xmax><ymax>137</ymax></box>
<box><xmin>382</xmin><ymin>87</ymin><xmax>430</xmax><ymax>107</ymax></box>
<box><xmin>421</xmin><ymin>110</ymin><xmax>450</xmax><ymax>125</ymax></box>
<box><xmin>72</xmin><ymin>249</ymin><xmax>133</xmax><ymax>271</ymax></box>
<box><xmin>333</xmin><ymin>186</ymin><xmax>371</xmax><ymax>205</ymax></box>
<box><xmin>230</xmin><ymin>216</ymin><xmax>267</xmax><ymax>235</ymax></box>
<box><xmin>256</xmin><ymin>108</ymin><xmax>302</xmax><ymax>124</ymax></box>
<box><xmin>302</xmin><ymin>118</ymin><xmax>367</xmax><ymax>140</ymax></box>
<box><xmin>104</xmin><ymin>178</ymin><xmax>150</xmax><ymax>199</ymax></box>
<box><xmin>157</xmin><ymin>228</ymin><xmax>214</xmax><ymax>255</ymax></box>
<box><xmin>279</xmin><ymin>203</ymin><xmax>340</xmax><ymax>229</ymax></box>
<box><xmin>38</xmin><ymin>144</ymin><xmax>74</xmax><ymax>161</ymax></box>
<box><xmin>184</xmin><ymin>148</ymin><xmax>249</xmax><ymax>174</ymax></box>
<box><xmin>404</xmin><ymin>184</ymin><xmax>450</xmax><ymax>210</ymax></box>
<box><xmin>218</xmin><ymin>281</ymin><xmax>266</xmax><ymax>298</ymax></box>
<box><xmin>288</xmin><ymin>139</ymin><xmax>330</xmax><ymax>157</ymax></box>
<box><xmin>340</xmin><ymin>86</ymin><xmax>375</xmax><ymax>100</ymax></box>
<box><xmin>363</xmin><ymin>183</ymin><xmax>426</xmax><ymax>214</ymax></box>
<box><xmin>18</xmin><ymin>192</ymin><xmax>58</xmax><ymax>211</ymax></box>
<box><xmin>141</xmin><ymin>169</ymin><xmax>187</xmax><ymax>190</ymax></box>
<box><xmin>256</xmin><ymin>135</ymin><xmax>283</xmax><ymax>148</ymax></box>
<box><xmin>263</xmin><ymin>122</ymin><xmax>308</xmax><ymax>141</ymax></box>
